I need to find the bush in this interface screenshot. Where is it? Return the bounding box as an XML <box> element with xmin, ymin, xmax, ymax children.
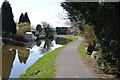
<box><xmin>15</xmin><ymin>33</ymin><xmax>26</xmax><ymax>42</ymax></box>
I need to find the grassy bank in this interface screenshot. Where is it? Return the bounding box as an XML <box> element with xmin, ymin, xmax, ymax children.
<box><xmin>79</xmin><ymin>37</ymin><xmax>90</xmax><ymax>57</ymax></box>
<box><xmin>79</xmin><ymin>44</ymin><xmax>89</xmax><ymax>57</ymax></box>
<box><xmin>20</xmin><ymin>35</ymin><xmax>78</xmax><ymax>78</ymax></box>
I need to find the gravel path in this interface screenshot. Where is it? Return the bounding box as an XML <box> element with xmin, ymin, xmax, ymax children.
<box><xmin>56</xmin><ymin>37</ymin><xmax>98</xmax><ymax>78</ymax></box>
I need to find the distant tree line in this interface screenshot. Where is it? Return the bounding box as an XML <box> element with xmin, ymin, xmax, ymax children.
<box><xmin>61</xmin><ymin>2</ymin><xmax>120</xmax><ymax>77</ymax></box>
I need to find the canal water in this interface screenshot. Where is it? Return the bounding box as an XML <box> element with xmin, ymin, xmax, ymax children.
<box><xmin>1</xmin><ymin>37</ymin><xmax>72</xmax><ymax>78</ymax></box>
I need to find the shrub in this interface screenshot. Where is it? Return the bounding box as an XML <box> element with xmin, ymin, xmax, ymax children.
<box><xmin>15</xmin><ymin>33</ymin><xmax>26</xmax><ymax>42</ymax></box>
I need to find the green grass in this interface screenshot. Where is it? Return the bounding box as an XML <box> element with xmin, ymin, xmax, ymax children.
<box><xmin>20</xmin><ymin>35</ymin><xmax>78</xmax><ymax>78</ymax></box>
<box><xmin>79</xmin><ymin>44</ymin><xmax>88</xmax><ymax>56</ymax></box>
<box><xmin>79</xmin><ymin>37</ymin><xmax>90</xmax><ymax>57</ymax></box>
<box><xmin>55</xmin><ymin>35</ymin><xmax>75</xmax><ymax>39</ymax></box>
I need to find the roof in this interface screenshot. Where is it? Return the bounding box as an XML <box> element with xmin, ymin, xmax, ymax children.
<box><xmin>25</xmin><ymin>32</ymin><xmax>33</xmax><ymax>34</ymax></box>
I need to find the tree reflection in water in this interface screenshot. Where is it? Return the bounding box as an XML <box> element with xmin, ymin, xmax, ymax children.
<box><xmin>2</xmin><ymin>45</ymin><xmax>31</xmax><ymax>79</ymax></box>
<box><xmin>1</xmin><ymin>37</ymin><xmax>70</xmax><ymax>78</ymax></box>
<box><xmin>55</xmin><ymin>37</ymin><xmax>72</xmax><ymax>45</ymax></box>
<box><xmin>41</xmin><ymin>38</ymin><xmax>53</xmax><ymax>54</ymax></box>
<box><xmin>2</xmin><ymin>45</ymin><xmax>16</xmax><ymax>79</ymax></box>
<box><xmin>36</xmin><ymin>40</ymin><xmax>41</xmax><ymax>47</ymax></box>
<box><xmin>1</xmin><ymin>39</ymin><xmax>54</xmax><ymax>79</ymax></box>
<box><xmin>17</xmin><ymin>47</ymin><xmax>30</xmax><ymax>64</ymax></box>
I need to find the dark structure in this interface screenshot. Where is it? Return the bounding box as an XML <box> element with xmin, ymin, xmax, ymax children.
<box><xmin>56</xmin><ymin>27</ymin><xmax>68</xmax><ymax>35</ymax></box>
<box><xmin>18</xmin><ymin>12</ymin><xmax>31</xmax><ymax>24</ymax></box>
<box><xmin>2</xmin><ymin>0</ymin><xmax>16</xmax><ymax>37</ymax></box>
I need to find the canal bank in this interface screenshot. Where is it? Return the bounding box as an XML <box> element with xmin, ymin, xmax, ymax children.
<box><xmin>20</xmin><ymin>35</ymin><xmax>78</xmax><ymax>78</ymax></box>
<box><xmin>2</xmin><ymin>37</ymin><xmax>72</xmax><ymax>79</ymax></box>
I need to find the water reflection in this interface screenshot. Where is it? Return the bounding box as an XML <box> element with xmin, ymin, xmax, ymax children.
<box><xmin>0</xmin><ymin>38</ymin><xmax>2</xmax><ymax>79</ymax></box>
<box><xmin>55</xmin><ymin>37</ymin><xmax>72</xmax><ymax>45</ymax></box>
<box><xmin>44</xmin><ymin>38</ymin><xmax>53</xmax><ymax>50</ymax></box>
<box><xmin>36</xmin><ymin>40</ymin><xmax>41</xmax><ymax>47</ymax></box>
<box><xmin>2</xmin><ymin>45</ymin><xmax>16</xmax><ymax>79</ymax></box>
<box><xmin>41</xmin><ymin>38</ymin><xmax>53</xmax><ymax>54</ymax></box>
<box><xmin>1</xmin><ymin>37</ymin><xmax>71</xmax><ymax>78</ymax></box>
<box><xmin>18</xmin><ymin>47</ymin><xmax>30</xmax><ymax>64</ymax></box>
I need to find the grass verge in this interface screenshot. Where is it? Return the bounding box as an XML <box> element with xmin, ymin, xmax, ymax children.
<box><xmin>79</xmin><ymin>44</ymin><xmax>90</xmax><ymax>57</ymax></box>
<box><xmin>79</xmin><ymin>37</ymin><xmax>90</xmax><ymax>57</ymax></box>
<box><xmin>20</xmin><ymin>35</ymin><xmax>78</xmax><ymax>78</ymax></box>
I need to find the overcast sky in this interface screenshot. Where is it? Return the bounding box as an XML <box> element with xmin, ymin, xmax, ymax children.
<box><xmin>0</xmin><ymin>0</ymin><xmax>70</xmax><ymax>28</ymax></box>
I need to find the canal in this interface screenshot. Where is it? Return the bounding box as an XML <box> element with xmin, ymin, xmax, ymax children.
<box><xmin>1</xmin><ymin>37</ymin><xmax>72</xmax><ymax>78</ymax></box>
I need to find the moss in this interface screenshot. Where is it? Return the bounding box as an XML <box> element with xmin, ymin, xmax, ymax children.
<box><xmin>20</xmin><ymin>35</ymin><xmax>78</xmax><ymax>78</ymax></box>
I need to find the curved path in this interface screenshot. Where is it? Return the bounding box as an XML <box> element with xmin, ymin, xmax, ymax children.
<box><xmin>56</xmin><ymin>37</ymin><xmax>98</xmax><ymax>78</ymax></box>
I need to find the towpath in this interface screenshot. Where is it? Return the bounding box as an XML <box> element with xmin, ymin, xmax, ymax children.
<box><xmin>56</xmin><ymin>37</ymin><xmax>98</xmax><ymax>78</ymax></box>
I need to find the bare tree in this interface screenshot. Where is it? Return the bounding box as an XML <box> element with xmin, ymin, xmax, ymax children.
<box><xmin>41</xmin><ymin>22</ymin><xmax>54</xmax><ymax>38</ymax></box>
